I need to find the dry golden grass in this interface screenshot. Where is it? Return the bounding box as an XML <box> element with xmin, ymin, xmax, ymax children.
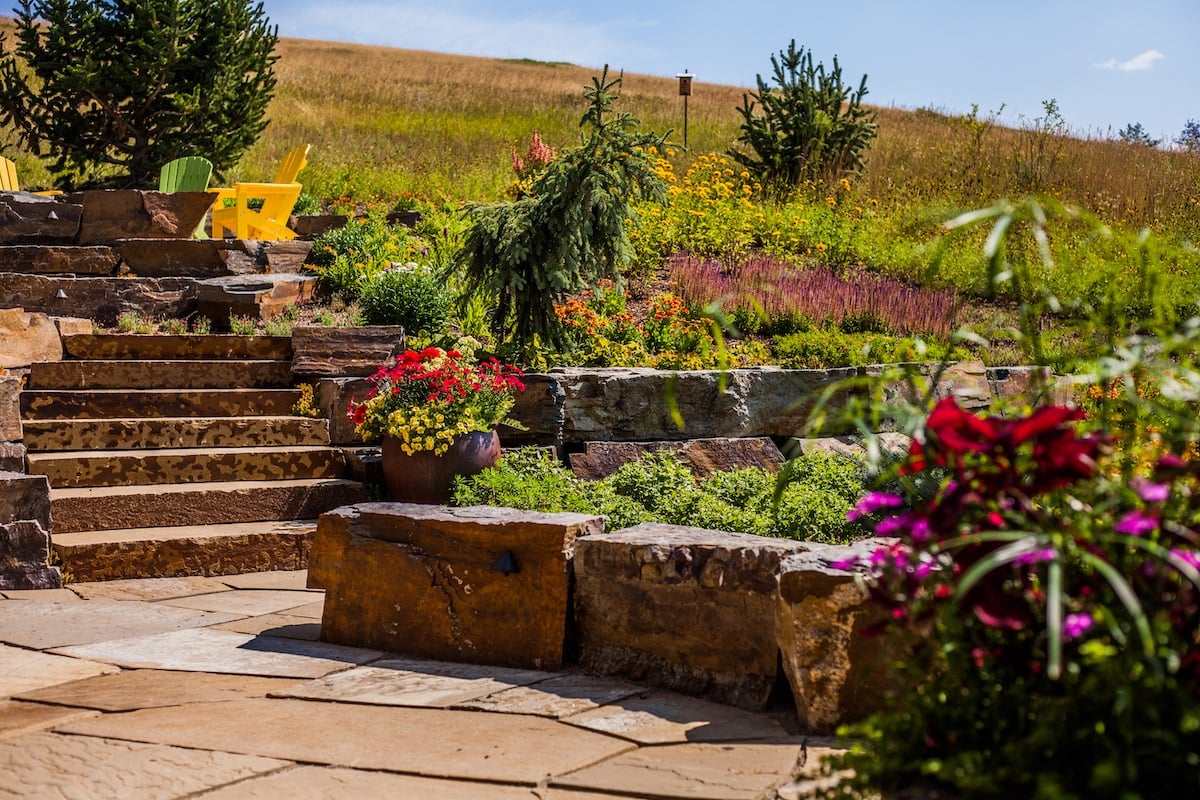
<box><xmin>2</xmin><ymin>20</ymin><xmax>1197</xmax><ymax>236</ymax></box>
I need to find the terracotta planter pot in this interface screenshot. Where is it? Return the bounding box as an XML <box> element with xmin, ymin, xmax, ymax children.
<box><xmin>380</xmin><ymin>429</ymin><xmax>501</xmax><ymax>504</ymax></box>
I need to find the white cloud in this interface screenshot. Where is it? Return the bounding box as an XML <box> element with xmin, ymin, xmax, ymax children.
<box><xmin>1093</xmin><ymin>49</ymin><xmax>1165</xmax><ymax>72</ymax></box>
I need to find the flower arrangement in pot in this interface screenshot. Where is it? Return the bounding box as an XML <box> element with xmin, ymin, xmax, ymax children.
<box><xmin>348</xmin><ymin>346</ymin><xmax>525</xmax><ymax>503</ymax></box>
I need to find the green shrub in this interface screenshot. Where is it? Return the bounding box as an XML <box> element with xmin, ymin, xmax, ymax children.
<box><xmin>773</xmin><ymin>326</ymin><xmax>959</xmax><ymax>368</ymax></box>
<box><xmin>358</xmin><ymin>264</ymin><xmax>452</xmax><ymax>333</ymax></box>
<box><xmin>605</xmin><ymin>452</ymin><xmax>699</xmax><ymax>516</ymax></box>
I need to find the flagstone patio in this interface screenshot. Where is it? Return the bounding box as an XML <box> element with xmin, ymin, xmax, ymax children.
<box><xmin>0</xmin><ymin>570</ymin><xmax>843</xmax><ymax>799</ymax></box>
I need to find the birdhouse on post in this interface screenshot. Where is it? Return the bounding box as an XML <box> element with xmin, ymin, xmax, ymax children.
<box><xmin>676</xmin><ymin>71</ymin><xmax>695</xmax><ymax>149</ymax></box>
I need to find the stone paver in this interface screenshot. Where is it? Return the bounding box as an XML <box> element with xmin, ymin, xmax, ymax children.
<box><xmin>281</xmin><ymin>598</ymin><xmax>323</xmax><ymax>619</ymax></box>
<box><xmin>0</xmin><ymin>731</ymin><xmax>289</xmax><ymax>800</ymax></box>
<box><xmin>553</xmin><ymin>740</ymin><xmax>805</xmax><ymax>800</ymax></box>
<box><xmin>0</xmin><ymin>643</ymin><xmax>119</xmax><ymax>697</ymax></box>
<box><xmin>158</xmin><ymin>588</ymin><xmax>318</xmax><ymax>616</ymax></box>
<box><xmin>0</xmin><ymin>599</ymin><xmax>239</xmax><ymax>649</ymax></box>
<box><xmin>15</xmin><ymin>669</ymin><xmax>302</xmax><ymax>711</ymax></box>
<box><xmin>212</xmin><ymin>613</ymin><xmax>321</xmax><ymax>641</ymax></box>
<box><xmin>0</xmin><ymin>588</ymin><xmax>81</xmax><ymax>601</ymax></box>
<box><xmin>562</xmin><ymin>691</ymin><xmax>789</xmax><ymax>744</ymax></box>
<box><xmin>69</xmin><ymin>575</ymin><xmax>232</xmax><ymax>602</ymax></box>
<box><xmin>58</xmin><ymin>697</ymin><xmax>636</xmax><ymax>785</ymax></box>
<box><xmin>218</xmin><ymin>569</ymin><xmax>316</xmax><ymax>591</ymax></box>
<box><xmin>195</xmin><ymin>765</ymin><xmax>547</xmax><ymax>799</ymax></box>
<box><xmin>457</xmin><ymin>673</ymin><xmax>647</xmax><ymax>719</ymax></box>
<box><xmin>274</xmin><ymin>656</ymin><xmax>558</xmax><ymax>708</ymax></box>
<box><xmin>50</xmin><ymin>628</ymin><xmax>383</xmax><ymax>678</ymax></box>
<box><xmin>0</xmin><ymin>700</ymin><xmax>96</xmax><ymax>740</ymax></box>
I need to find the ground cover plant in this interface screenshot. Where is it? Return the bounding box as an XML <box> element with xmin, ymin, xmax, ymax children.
<box><xmin>452</xmin><ymin>447</ymin><xmax>871</xmax><ymax>544</ymax></box>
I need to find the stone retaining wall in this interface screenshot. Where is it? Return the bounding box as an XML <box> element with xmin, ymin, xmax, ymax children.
<box><xmin>310</xmin><ymin>503</ymin><xmax>892</xmax><ymax>733</ymax></box>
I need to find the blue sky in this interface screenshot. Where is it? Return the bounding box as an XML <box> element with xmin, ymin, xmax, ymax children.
<box><xmin>264</xmin><ymin>0</ymin><xmax>1200</xmax><ymax>144</ymax></box>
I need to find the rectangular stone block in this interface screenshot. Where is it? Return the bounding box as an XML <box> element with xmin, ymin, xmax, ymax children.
<box><xmin>0</xmin><ymin>245</ymin><xmax>118</xmax><ymax>275</ymax></box>
<box><xmin>569</xmin><ymin>437</ymin><xmax>783</xmax><ymax>481</ymax></box>
<box><xmin>0</xmin><ymin>375</ymin><xmax>21</xmax><ymax>442</ymax></box>
<box><xmin>0</xmin><ymin>195</ymin><xmax>81</xmax><ymax>243</ymax></box>
<box><xmin>0</xmin><ymin>442</ymin><xmax>25</xmax><ymax>472</ymax></box>
<box><xmin>310</xmin><ymin>502</ymin><xmax>603</xmax><ymax>670</ymax></box>
<box><xmin>0</xmin><ymin>519</ymin><xmax>62</xmax><ymax>590</ymax></box>
<box><xmin>0</xmin><ymin>471</ymin><xmax>50</xmax><ymax>529</ymax></box>
<box><xmin>776</xmin><ymin>542</ymin><xmax>897</xmax><ymax>733</ymax></box>
<box><xmin>573</xmin><ymin>523</ymin><xmax>807</xmax><ymax>710</ymax></box>
<box><xmin>291</xmin><ymin>326</ymin><xmax>406</xmax><ymax>377</ymax></box>
<box><xmin>502</xmin><ymin>373</ymin><xmax>564</xmax><ymax>447</ymax></box>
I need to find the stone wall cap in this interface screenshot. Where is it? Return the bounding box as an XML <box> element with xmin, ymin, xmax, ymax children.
<box><xmin>328</xmin><ymin>501</ymin><xmax>603</xmax><ymax>529</ymax></box>
<box><xmin>589</xmin><ymin>522</ymin><xmax>810</xmax><ymax>552</ymax></box>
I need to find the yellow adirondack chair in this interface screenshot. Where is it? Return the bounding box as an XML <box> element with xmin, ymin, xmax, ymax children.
<box><xmin>209</xmin><ymin>144</ymin><xmax>310</xmax><ymax>240</ymax></box>
<box><xmin>0</xmin><ymin>156</ymin><xmax>62</xmax><ymax>195</ymax></box>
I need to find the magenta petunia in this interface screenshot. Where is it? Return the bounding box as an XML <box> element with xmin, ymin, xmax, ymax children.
<box><xmin>1115</xmin><ymin>510</ymin><xmax>1158</xmax><ymax>536</ymax></box>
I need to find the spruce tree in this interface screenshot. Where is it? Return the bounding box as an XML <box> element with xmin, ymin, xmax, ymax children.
<box><xmin>0</xmin><ymin>0</ymin><xmax>278</xmax><ymax>188</ymax></box>
<box><xmin>453</xmin><ymin>67</ymin><xmax>668</xmax><ymax>357</ymax></box>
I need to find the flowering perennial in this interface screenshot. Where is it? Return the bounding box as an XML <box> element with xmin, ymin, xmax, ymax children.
<box><xmin>348</xmin><ymin>347</ymin><xmax>525</xmax><ymax>455</ymax></box>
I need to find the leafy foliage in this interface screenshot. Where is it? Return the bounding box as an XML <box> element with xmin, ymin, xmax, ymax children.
<box><xmin>358</xmin><ymin>265</ymin><xmax>452</xmax><ymax>333</ymax></box>
<box><xmin>731</xmin><ymin>40</ymin><xmax>878</xmax><ymax>190</ymax></box>
<box><xmin>452</xmin><ymin>67</ymin><xmax>668</xmax><ymax>356</ymax></box>
<box><xmin>0</xmin><ymin>0</ymin><xmax>278</xmax><ymax>187</ymax></box>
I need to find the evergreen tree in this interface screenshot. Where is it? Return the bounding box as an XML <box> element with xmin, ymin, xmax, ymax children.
<box><xmin>1117</xmin><ymin>122</ymin><xmax>1161</xmax><ymax>148</ymax></box>
<box><xmin>453</xmin><ymin>67</ymin><xmax>667</xmax><ymax>357</ymax></box>
<box><xmin>1178</xmin><ymin>119</ymin><xmax>1200</xmax><ymax>153</ymax></box>
<box><xmin>731</xmin><ymin>40</ymin><xmax>877</xmax><ymax>192</ymax></box>
<box><xmin>0</xmin><ymin>0</ymin><xmax>278</xmax><ymax>188</ymax></box>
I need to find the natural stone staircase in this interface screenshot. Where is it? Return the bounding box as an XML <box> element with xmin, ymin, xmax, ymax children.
<box><xmin>20</xmin><ymin>333</ymin><xmax>367</xmax><ymax>581</ymax></box>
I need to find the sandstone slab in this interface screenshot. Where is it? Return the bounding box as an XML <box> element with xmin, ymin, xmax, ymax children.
<box><xmin>16</xmin><ymin>668</ymin><xmax>303</xmax><ymax>711</ymax></box>
<box><xmin>51</xmin><ymin>519</ymin><xmax>320</xmax><ymax>582</ymax></box>
<box><xmin>503</xmin><ymin>372</ymin><xmax>566</xmax><ymax>447</ymax></box>
<box><xmin>51</xmin><ymin>627</ymin><xmax>382</xmax><ymax>677</ymax></box>
<box><xmin>0</xmin><ymin>588</ymin><xmax>79</xmax><ymax>601</ymax></box>
<box><xmin>0</xmin><ymin>643</ymin><xmax>119</xmax><ymax>697</ymax></box>
<box><xmin>23</xmin><ymin>387</ymin><xmax>302</xmax><ymax>420</ymax></box>
<box><xmin>71</xmin><ymin>189</ymin><xmax>216</xmax><ymax>244</ymax></box>
<box><xmin>0</xmin><ymin>273</ymin><xmax>195</xmax><ymax>324</ymax></box>
<box><xmin>553</xmin><ymin>739</ymin><xmax>804</xmax><ymax>800</ymax></box>
<box><xmin>0</xmin><ymin>375</ymin><xmax>20</xmax><ymax>441</ymax></box>
<box><xmin>0</xmin><ymin>700</ymin><xmax>96</xmax><ymax>740</ymax></box>
<box><xmin>28</xmin><ymin>357</ymin><xmax>293</xmax><ymax>390</ymax></box>
<box><xmin>196</xmin><ymin>272</ymin><xmax>317</xmax><ymax>324</ymax></box>
<box><xmin>219</xmin><ymin>569</ymin><xmax>313</xmax><ymax>591</ymax></box>
<box><xmin>57</xmin><ymin>697</ymin><xmax>635</xmax><ymax>785</ymax></box>
<box><xmin>569</xmin><ymin>436</ymin><xmax>784</xmax><ymax>480</ymax></box>
<box><xmin>51</xmin><ymin>315</ymin><xmax>93</xmax><ymax>336</ymax></box>
<box><xmin>0</xmin><ymin>244</ymin><xmax>117</xmax><ymax>275</ymax></box>
<box><xmin>287</xmin><ymin>212</ymin><xmax>348</xmax><ymax>238</ymax></box>
<box><xmin>69</xmin><ymin>575</ymin><xmax>235</xmax><ymax>602</ymax></box>
<box><xmin>291</xmin><ymin>325</ymin><xmax>406</xmax><ymax>377</ymax></box>
<box><xmin>0</xmin><ymin>520</ymin><xmax>61</xmax><ymax>590</ymax></box>
<box><xmin>0</xmin><ymin>471</ymin><xmax>50</xmax><ymax>529</ymax></box>
<box><xmin>197</xmin><ymin>765</ymin><xmax>548</xmax><ymax>800</ymax></box>
<box><xmin>311</xmin><ymin>503</ymin><xmax>602</xmax><ymax>671</ymax></box>
<box><xmin>0</xmin><ymin>598</ymin><xmax>238</xmax><ymax>649</ymax></box>
<box><xmin>281</xmin><ymin>598</ymin><xmax>323</xmax><ymax>619</ymax></box>
<box><xmin>0</xmin><ymin>194</ymin><xmax>81</xmax><ymax>243</ymax></box>
<box><xmin>115</xmin><ymin>237</ymin><xmax>267</xmax><ymax>278</ymax></box>
<box><xmin>457</xmin><ymin>673</ymin><xmax>644</xmax><ymax>719</ymax></box>
<box><xmin>212</xmin><ymin>613</ymin><xmax>320</xmax><ymax>641</ymax></box>
<box><xmin>574</xmin><ymin>524</ymin><xmax>807</xmax><ymax>709</ymax></box>
<box><xmin>61</xmin><ymin>332</ymin><xmax>292</xmax><ymax>360</ymax></box>
<box><xmin>562</xmin><ymin>690</ymin><xmax>788</xmax><ymax>744</ymax></box>
<box><xmin>0</xmin><ymin>731</ymin><xmax>288</xmax><ymax>800</ymax></box>
<box><xmin>776</xmin><ymin>542</ymin><xmax>898</xmax><ymax>733</ymax></box>
<box><xmin>22</xmin><ymin>415</ymin><xmax>330</xmax><ymax>452</ymax></box>
<box><xmin>0</xmin><ymin>307</ymin><xmax>62</xmax><ymax>368</ymax></box>
<box><xmin>276</xmin><ymin>656</ymin><xmax>556</xmax><ymax>708</ymax></box>
<box><xmin>160</xmin><ymin>588</ymin><xmax>319</xmax><ymax>617</ymax></box>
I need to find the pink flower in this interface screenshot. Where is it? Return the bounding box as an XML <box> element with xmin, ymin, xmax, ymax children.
<box><xmin>847</xmin><ymin>492</ymin><xmax>903</xmax><ymax>521</ymax></box>
<box><xmin>1115</xmin><ymin>510</ymin><xmax>1158</xmax><ymax>536</ymax></box>
<box><xmin>1063</xmin><ymin>612</ymin><xmax>1093</xmax><ymax>640</ymax></box>
<box><xmin>1133</xmin><ymin>479</ymin><xmax>1170</xmax><ymax>503</ymax></box>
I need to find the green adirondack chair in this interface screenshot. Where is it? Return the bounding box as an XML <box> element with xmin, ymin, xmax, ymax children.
<box><xmin>159</xmin><ymin>156</ymin><xmax>214</xmax><ymax>238</ymax></box>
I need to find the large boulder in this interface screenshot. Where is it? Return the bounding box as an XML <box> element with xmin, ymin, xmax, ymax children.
<box><xmin>70</xmin><ymin>189</ymin><xmax>215</xmax><ymax>244</ymax></box>
<box><xmin>310</xmin><ymin>502</ymin><xmax>602</xmax><ymax>671</ymax></box>
<box><xmin>0</xmin><ymin>471</ymin><xmax>51</xmax><ymax>533</ymax></box>
<box><xmin>775</xmin><ymin>541</ymin><xmax>898</xmax><ymax>733</ymax></box>
<box><xmin>573</xmin><ymin>523</ymin><xmax>808</xmax><ymax>710</ymax></box>
<box><xmin>569</xmin><ymin>436</ymin><xmax>784</xmax><ymax>480</ymax></box>
<box><xmin>0</xmin><ymin>308</ymin><xmax>63</xmax><ymax>368</ymax></box>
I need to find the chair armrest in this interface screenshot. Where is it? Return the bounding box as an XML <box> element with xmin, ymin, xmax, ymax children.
<box><xmin>231</xmin><ymin>181</ymin><xmax>301</xmax><ymax>196</ymax></box>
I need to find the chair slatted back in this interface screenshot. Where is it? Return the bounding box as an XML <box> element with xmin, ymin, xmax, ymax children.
<box><xmin>159</xmin><ymin>156</ymin><xmax>213</xmax><ymax>192</ymax></box>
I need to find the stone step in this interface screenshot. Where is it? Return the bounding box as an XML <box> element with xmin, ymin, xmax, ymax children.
<box><xmin>27</xmin><ymin>445</ymin><xmax>347</xmax><ymax>488</ymax></box>
<box><xmin>52</xmin><ymin>519</ymin><xmax>319</xmax><ymax>582</ymax></box>
<box><xmin>21</xmin><ymin>416</ymin><xmax>331</xmax><ymax>452</ymax></box>
<box><xmin>50</xmin><ymin>478</ymin><xmax>367</xmax><ymax>533</ymax></box>
<box><xmin>62</xmin><ymin>333</ymin><xmax>293</xmax><ymax>361</ymax></box>
<box><xmin>21</xmin><ymin>387</ymin><xmax>303</xmax><ymax>420</ymax></box>
<box><xmin>28</xmin><ymin>358</ymin><xmax>294</xmax><ymax>390</ymax></box>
